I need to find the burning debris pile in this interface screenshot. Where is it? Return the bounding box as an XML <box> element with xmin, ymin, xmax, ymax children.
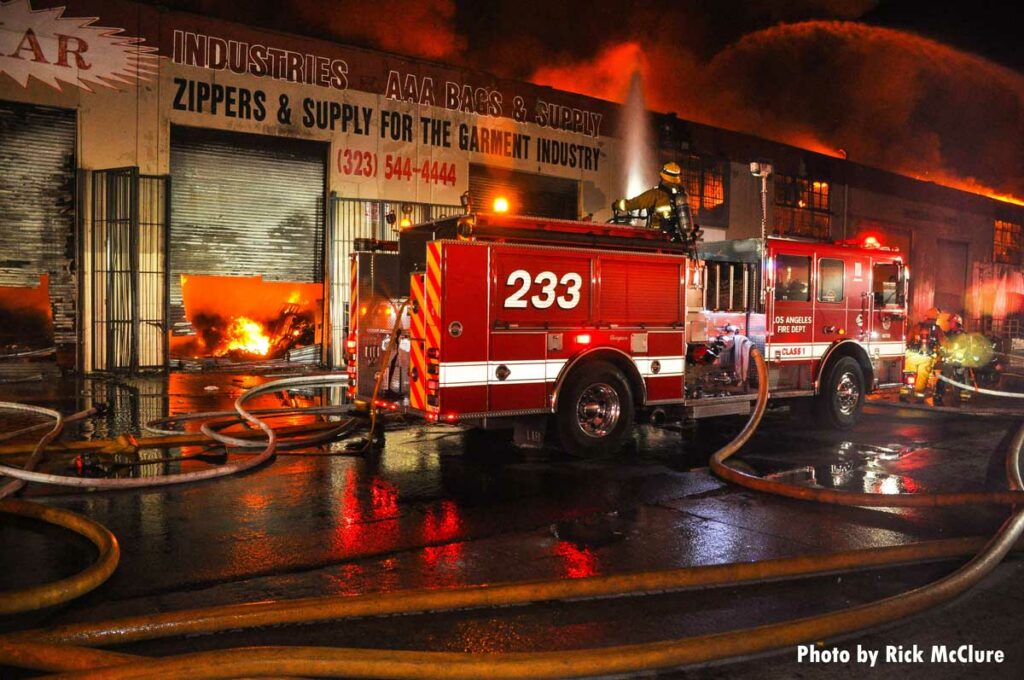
<box><xmin>187</xmin><ymin>306</ymin><xmax>315</xmax><ymax>360</ymax></box>
<box><xmin>170</xmin><ymin>275</ymin><xmax>322</xmax><ymax>367</ymax></box>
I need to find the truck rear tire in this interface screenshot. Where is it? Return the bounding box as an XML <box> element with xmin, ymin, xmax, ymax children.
<box><xmin>556</xmin><ymin>361</ymin><xmax>635</xmax><ymax>457</ymax></box>
<box><xmin>816</xmin><ymin>356</ymin><xmax>865</xmax><ymax>430</ymax></box>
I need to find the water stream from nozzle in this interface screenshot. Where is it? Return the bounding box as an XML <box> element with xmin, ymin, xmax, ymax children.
<box><xmin>621</xmin><ymin>70</ymin><xmax>656</xmax><ymax>199</ymax></box>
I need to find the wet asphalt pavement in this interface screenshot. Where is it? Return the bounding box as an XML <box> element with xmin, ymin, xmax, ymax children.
<box><xmin>1</xmin><ymin>373</ymin><xmax>1023</xmax><ymax>679</ymax></box>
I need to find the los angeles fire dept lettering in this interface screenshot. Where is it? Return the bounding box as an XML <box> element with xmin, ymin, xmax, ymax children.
<box><xmin>774</xmin><ymin>315</ymin><xmax>812</xmax><ymax>334</ymax></box>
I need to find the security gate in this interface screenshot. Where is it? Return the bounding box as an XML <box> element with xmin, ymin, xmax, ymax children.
<box><xmin>0</xmin><ymin>102</ymin><xmax>77</xmax><ymax>358</ymax></box>
<box><xmin>169</xmin><ymin>127</ymin><xmax>327</xmax><ymax>339</ymax></box>
<box><xmin>326</xmin><ymin>197</ymin><xmax>461</xmax><ymax>367</ymax></box>
<box><xmin>87</xmin><ymin>168</ymin><xmax>168</xmax><ymax>372</ymax></box>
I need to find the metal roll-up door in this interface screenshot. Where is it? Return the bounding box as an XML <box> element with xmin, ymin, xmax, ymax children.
<box><xmin>169</xmin><ymin>127</ymin><xmax>326</xmax><ymax>335</ymax></box>
<box><xmin>935</xmin><ymin>238</ymin><xmax>968</xmax><ymax>313</ymax></box>
<box><xmin>0</xmin><ymin>102</ymin><xmax>76</xmax><ymax>356</ymax></box>
<box><xmin>468</xmin><ymin>164</ymin><xmax>579</xmax><ymax>219</ymax></box>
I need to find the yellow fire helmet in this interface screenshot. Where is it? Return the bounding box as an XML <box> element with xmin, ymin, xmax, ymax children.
<box><xmin>659</xmin><ymin>162</ymin><xmax>683</xmax><ymax>185</ymax></box>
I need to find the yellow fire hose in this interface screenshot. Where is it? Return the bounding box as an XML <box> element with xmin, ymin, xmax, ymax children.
<box><xmin>0</xmin><ymin>499</ymin><xmax>120</xmax><ymax>616</ymax></box>
<box><xmin>2</xmin><ymin>350</ymin><xmax>1023</xmax><ymax>678</ymax></box>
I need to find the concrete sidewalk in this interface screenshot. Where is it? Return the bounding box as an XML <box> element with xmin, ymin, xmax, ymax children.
<box><xmin>868</xmin><ymin>389</ymin><xmax>1023</xmax><ymax>419</ymax></box>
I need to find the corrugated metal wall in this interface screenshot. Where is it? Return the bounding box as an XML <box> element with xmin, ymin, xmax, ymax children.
<box><xmin>0</xmin><ymin>102</ymin><xmax>77</xmax><ymax>348</ymax></box>
<box><xmin>468</xmin><ymin>164</ymin><xmax>578</xmax><ymax>219</ymax></box>
<box><xmin>169</xmin><ymin>127</ymin><xmax>327</xmax><ymax>336</ymax></box>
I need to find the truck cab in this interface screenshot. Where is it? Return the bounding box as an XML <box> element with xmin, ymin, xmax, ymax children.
<box><xmin>695</xmin><ymin>236</ymin><xmax>907</xmax><ymax>428</ymax></box>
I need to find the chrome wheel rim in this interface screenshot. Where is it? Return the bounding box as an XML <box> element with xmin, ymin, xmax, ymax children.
<box><xmin>576</xmin><ymin>383</ymin><xmax>621</xmax><ymax>438</ymax></box>
<box><xmin>836</xmin><ymin>372</ymin><xmax>860</xmax><ymax>416</ymax></box>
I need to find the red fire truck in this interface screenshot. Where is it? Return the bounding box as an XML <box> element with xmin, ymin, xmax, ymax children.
<box><xmin>346</xmin><ymin>213</ymin><xmax>908</xmax><ymax>455</ymax></box>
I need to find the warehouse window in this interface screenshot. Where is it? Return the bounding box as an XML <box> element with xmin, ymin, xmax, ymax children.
<box><xmin>680</xmin><ymin>155</ymin><xmax>725</xmax><ymax>213</ymax></box>
<box><xmin>677</xmin><ymin>154</ymin><xmax>728</xmax><ymax>226</ymax></box>
<box><xmin>994</xmin><ymin>219</ymin><xmax>1022</xmax><ymax>265</ymax></box>
<box><xmin>774</xmin><ymin>175</ymin><xmax>831</xmax><ymax>239</ymax></box>
<box><xmin>469</xmin><ymin>164</ymin><xmax>578</xmax><ymax>219</ymax></box>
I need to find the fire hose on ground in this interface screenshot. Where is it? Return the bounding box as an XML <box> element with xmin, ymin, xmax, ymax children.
<box><xmin>0</xmin><ymin>377</ymin><xmax>359</xmax><ymax>490</ymax></box>
<box><xmin>0</xmin><ymin>349</ymin><xmax>1022</xmax><ymax>678</ymax></box>
<box><xmin>935</xmin><ymin>372</ymin><xmax>1024</xmax><ymax>399</ymax></box>
<box><xmin>0</xmin><ymin>329</ymin><xmax>403</xmax><ymax>617</ymax></box>
<box><xmin>0</xmin><ymin>376</ymin><xmax>363</xmax><ymax>616</ymax></box>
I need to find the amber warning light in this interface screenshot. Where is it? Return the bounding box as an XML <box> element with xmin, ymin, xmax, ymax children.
<box><xmin>493</xmin><ymin>196</ymin><xmax>509</xmax><ymax>213</ymax></box>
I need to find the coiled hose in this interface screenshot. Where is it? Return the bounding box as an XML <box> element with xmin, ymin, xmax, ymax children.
<box><xmin>0</xmin><ymin>376</ymin><xmax>357</xmax><ymax>615</ymax></box>
<box><xmin>3</xmin><ymin>350</ymin><xmax>1022</xmax><ymax>678</ymax></box>
<box><xmin>0</xmin><ymin>402</ymin><xmax>119</xmax><ymax>616</ymax></box>
<box><xmin>0</xmin><ymin>376</ymin><xmax>357</xmax><ymax>490</ymax></box>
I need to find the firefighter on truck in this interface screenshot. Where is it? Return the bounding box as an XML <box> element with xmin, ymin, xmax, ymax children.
<box><xmin>612</xmin><ymin>162</ymin><xmax>703</xmax><ymax>250</ymax></box>
<box><xmin>347</xmin><ymin>166</ymin><xmax>907</xmax><ymax>457</ymax></box>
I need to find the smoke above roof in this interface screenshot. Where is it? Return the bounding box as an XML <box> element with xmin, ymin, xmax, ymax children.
<box><xmin>165</xmin><ymin>0</ymin><xmax>1023</xmax><ymax>201</ymax></box>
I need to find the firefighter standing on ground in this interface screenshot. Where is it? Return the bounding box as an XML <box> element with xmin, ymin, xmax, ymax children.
<box><xmin>613</xmin><ymin>162</ymin><xmax>702</xmax><ymax>248</ymax></box>
<box><xmin>902</xmin><ymin>308</ymin><xmax>971</xmax><ymax>405</ymax></box>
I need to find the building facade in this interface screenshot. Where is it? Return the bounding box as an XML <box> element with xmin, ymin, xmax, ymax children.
<box><xmin>2</xmin><ymin>0</ymin><xmax>1021</xmax><ymax>375</ymax></box>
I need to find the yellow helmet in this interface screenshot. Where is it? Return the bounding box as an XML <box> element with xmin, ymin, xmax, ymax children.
<box><xmin>659</xmin><ymin>162</ymin><xmax>683</xmax><ymax>185</ymax></box>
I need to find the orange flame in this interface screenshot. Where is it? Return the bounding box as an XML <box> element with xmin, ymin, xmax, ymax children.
<box><xmin>219</xmin><ymin>316</ymin><xmax>271</xmax><ymax>357</ymax></box>
<box><xmin>912</xmin><ymin>171</ymin><xmax>1024</xmax><ymax>207</ymax></box>
<box><xmin>529</xmin><ymin>24</ymin><xmax>1024</xmax><ymax>206</ymax></box>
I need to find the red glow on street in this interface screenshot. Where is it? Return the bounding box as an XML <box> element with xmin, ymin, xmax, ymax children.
<box><xmin>554</xmin><ymin>540</ymin><xmax>598</xmax><ymax>579</ymax></box>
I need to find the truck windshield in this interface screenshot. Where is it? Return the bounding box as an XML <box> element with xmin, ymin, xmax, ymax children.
<box><xmin>775</xmin><ymin>254</ymin><xmax>810</xmax><ymax>302</ymax></box>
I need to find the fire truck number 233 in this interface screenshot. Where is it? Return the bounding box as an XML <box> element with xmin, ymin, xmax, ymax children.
<box><xmin>503</xmin><ymin>270</ymin><xmax>582</xmax><ymax>309</ymax></box>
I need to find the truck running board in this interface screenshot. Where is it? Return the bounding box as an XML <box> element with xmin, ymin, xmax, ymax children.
<box><xmin>686</xmin><ymin>397</ymin><xmax>754</xmax><ymax>420</ymax></box>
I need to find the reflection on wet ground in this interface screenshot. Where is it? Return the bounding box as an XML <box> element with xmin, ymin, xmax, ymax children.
<box><xmin>1</xmin><ymin>381</ymin><xmax>1021</xmax><ymax>671</ymax></box>
<box><xmin>0</xmin><ymin>370</ymin><xmax>350</xmax><ymax>485</ymax></box>
<box><xmin>760</xmin><ymin>440</ymin><xmax>928</xmax><ymax>494</ymax></box>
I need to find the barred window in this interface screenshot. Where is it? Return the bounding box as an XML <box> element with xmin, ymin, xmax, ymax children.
<box><xmin>773</xmin><ymin>175</ymin><xmax>831</xmax><ymax>239</ymax></box>
<box><xmin>994</xmin><ymin>219</ymin><xmax>1022</xmax><ymax>265</ymax></box>
<box><xmin>677</xmin><ymin>155</ymin><xmax>727</xmax><ymax>225</ymax></box>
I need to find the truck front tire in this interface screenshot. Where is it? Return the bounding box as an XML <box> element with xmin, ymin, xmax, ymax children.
<box><xmin>556</xmin><ymin>361</ymin><xmax>635</xmax><ymax>457</ymax></box>
<box><xmin>816</xmin><ymin>356</ymin><xmax>865</xmax><ymax>429</ymax></box>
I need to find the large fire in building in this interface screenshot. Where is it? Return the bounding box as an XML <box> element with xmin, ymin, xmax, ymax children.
<box><xmin>528</xmin><ymin>23</ymin><xmax>1024</xmax><ymax>206</ymax></box>
<box><xmin>170</xmin><ymin>275</ymin><xmax>322</xmax><ymax>362</ymax></box>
